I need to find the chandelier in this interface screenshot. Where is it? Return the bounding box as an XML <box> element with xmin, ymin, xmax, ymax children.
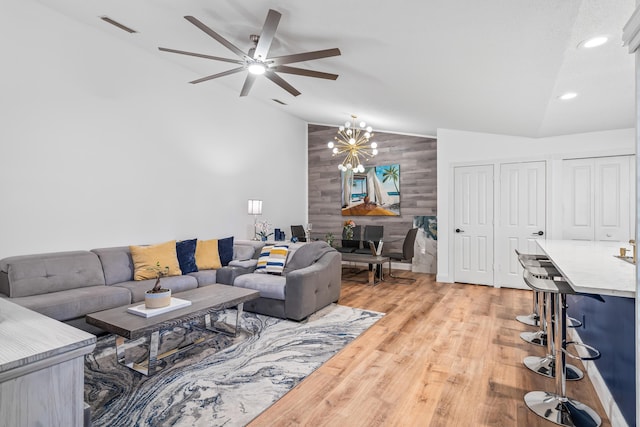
<box><xmin>327</xmin><ymin>115</ymin><xmax>378</xmax><ymax>172</ymax></box>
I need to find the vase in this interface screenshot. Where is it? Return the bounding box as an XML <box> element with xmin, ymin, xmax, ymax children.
<box><xmin>345</xmin><ymin>228</ymin><xmax>353</xmax><ymax>240</ymax></box>
<box><xmin>261</xmin><ymin>235</ymin><xmax>267</xmax><ymax>242</ymax></box>
<box><xmin>145</xmin><ymin>288</ymin><xmax>171</xmax><ymax>309</ymax></box>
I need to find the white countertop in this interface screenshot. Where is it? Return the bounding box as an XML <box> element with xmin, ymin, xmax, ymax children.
<box><xmin>536</xmin><ymin>240</ymin><xmax>636</xmax><ymax>298</ymax></box>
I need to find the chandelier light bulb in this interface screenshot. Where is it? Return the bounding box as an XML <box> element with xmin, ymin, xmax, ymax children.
<box><xmin>359</xmin><ymin>121</ymin><xmax>366</xmax><ymax>128</ymax></box>
<box><xmin>346</xmin><ymin>163</ymin><xmax>352</xmax><ymax>169</ymax></box>
<box><xmin>339</xmin><ymin>126</ymin><xmax>344</xmax><ymax>131</ymax></box>
<box><xmin>372</xmin><ymin>149</ymin><xmax>378</xmax><ymax>155</ymax></box>
<box><xmin>345</xmin><ymin>121</ymin><xmax>351</xmax><ymax>128</ymax></box>
<box><xmin>327</xmin><ymin>141</ymin><xmax>334</xmax><ymax>148</ymax></box>
<box><xmin>371</xmin><ymin>142</ymin><xmax>377</xmax><ymax>148</ymax></box>
<box><xmin>332</xmin><ymin>147</ymin><xmax>338</xmax><ymax>154</ymax></box>
<box><xmin>358</xmin><ymin>164</ymin><xmax>365</xmax><ymax>172</ymax></box>
<box><xmin>364</xmin><ymin>132</ymin><xmax>371</xmax><ymax>138</ymax></box>
<box><xmin>346</xmin><ymin>129</ymin><xmax>352</xmax><ymax>136</ymax></box>
<box><xmin>349</xmin><ymin>138</ymin><xmax>356</xmax><ymax>145</ymax></box>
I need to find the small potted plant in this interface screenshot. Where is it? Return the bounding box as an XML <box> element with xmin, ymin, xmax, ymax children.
<box><xmin>256</xmin><ymin>220</ymin><xmax>274</xmax><ymax>241</ymax></box>
<box><xmin>145</xmin><ymin>262</ymin><xmax>171</xmax><ymax>309</ymax></box>
<box><xmin>325</xmin><ymin>232</ymin><xmax>335</xmax><ymax>247</ymax></box>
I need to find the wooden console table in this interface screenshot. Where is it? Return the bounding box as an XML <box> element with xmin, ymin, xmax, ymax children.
<box><xmin>0</xmin><ymin>299</ymin><xmax>96</xmax><ymax>427</ymax></box>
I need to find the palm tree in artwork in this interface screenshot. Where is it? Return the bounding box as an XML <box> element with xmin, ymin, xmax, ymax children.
<box><xmin>382</xmin><ymin>165</ymin><xmax>400</xmax><ymax>194</ymax></box>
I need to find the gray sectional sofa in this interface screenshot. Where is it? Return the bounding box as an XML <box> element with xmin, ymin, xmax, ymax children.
<box><xmin>0</xmin><ymin>239</ymin><xmax>341</xmax><ymax>334</ymax></box>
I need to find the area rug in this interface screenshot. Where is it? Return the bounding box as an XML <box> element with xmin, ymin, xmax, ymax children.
<box><xmin>84</xmin><ymin>304</ymin><xmax>384</xmax><ymax>427</ymax></box>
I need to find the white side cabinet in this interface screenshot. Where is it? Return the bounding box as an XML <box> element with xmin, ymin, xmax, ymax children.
<box><xmin>0</xmin><ymin>299</ymin><xmax>96</xmax><ymax>427</ymax></box>
<box><xmin>562</xmin><ymin>155</ymin><xmax>635</xmax><ymax>241</ymax></box>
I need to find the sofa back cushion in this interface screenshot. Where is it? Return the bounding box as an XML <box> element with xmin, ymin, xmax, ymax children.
<box><xmin>283</xmin><ymin>241</ymin><xmax>336</xmax><ymax>275</ymax></box>
<box><xmin>91</xmin><ymin>247</ymin><xmax>135</xmax><ymax>285</ymax></box>
<box><xmin>0</xmin><ymin>251</ymin><xmax>106</xmax><ymax>298</ymax></box>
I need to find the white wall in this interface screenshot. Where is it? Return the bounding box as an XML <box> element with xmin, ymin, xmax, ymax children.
<box><xmin>0</xmin><ymin>1</ymin><xmax>307</xmax><ymax>259</ymax></box>
<box><xmin>436</xmin><ymin>127</ymin><xmax>635</xmax><ymax>283</ymax></box>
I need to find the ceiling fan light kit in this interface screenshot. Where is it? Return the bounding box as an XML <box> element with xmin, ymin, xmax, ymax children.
<box><xmin>158</xmin><ymin>9</ymin><xmax>341</xmax><ymax>97</ymax></box>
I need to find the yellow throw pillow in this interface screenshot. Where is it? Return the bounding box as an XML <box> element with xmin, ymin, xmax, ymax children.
<box><xmin>129</xmin><ymin>240</ymin><xmax>182</xmax><ymax>281</ymax></box>
<box><xmin>195</xmin><ymin>239</ymin><xmax>222</xmax><ymax>270</ymax></box>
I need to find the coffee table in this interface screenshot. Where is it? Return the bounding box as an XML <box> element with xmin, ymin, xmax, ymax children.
<box><xmin>86</xmin><ymin>284</ymin><xmax>259</xmax><ymax>376</ymax></box>
<box><xmin>340</xmin><ymin>253</ymin><xmax>390</xmax><ymax>285</ymax></box>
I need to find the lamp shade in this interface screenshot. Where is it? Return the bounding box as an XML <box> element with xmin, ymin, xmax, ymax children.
<box><xmin>248</xmin><ymin>199</ymin><xmax>263</xmax><ymax>215</ymax></box>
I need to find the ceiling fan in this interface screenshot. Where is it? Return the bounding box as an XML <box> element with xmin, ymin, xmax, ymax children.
<box><xmin>158</xmin><ymin>9</ymin><xmax>341</xmax><ymax>97</ymax></box>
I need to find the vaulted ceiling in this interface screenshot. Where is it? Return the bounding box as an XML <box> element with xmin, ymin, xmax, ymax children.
<box><xmin>36</xmin><ymin>0</ymin><xmax>636</xmax><ymax>137</ymax></box>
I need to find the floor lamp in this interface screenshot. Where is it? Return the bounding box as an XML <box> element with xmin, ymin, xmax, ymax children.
<box><xmin>248</xmin><ymin>199</ymin><xmax>262</xmax><ymax>240</ymax></box>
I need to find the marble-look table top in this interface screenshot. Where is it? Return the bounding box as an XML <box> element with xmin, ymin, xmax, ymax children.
<box><xmin>536</xmin><ymin>240</ymin><xmax>636</xmax><ymax>298</ymax></box>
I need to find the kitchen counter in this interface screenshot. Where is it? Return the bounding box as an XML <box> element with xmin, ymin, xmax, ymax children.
<box><xmin>536</xmin><ymin>239</ymin><xmax>636</xmax><ymax>298</ymax></box>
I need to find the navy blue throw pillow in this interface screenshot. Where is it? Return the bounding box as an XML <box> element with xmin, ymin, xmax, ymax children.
<box><xmin>176</xmin><ymin>239</ymin><xmax>198</xmax><ymax>274</ymax></box>
<box><xmin>218</xmin><ymin>236</ymin><xmax>234</xmax><ymax>266</ymax></box>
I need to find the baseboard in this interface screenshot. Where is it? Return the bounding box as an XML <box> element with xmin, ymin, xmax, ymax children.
<box><xmin>567</xmin><ymin>328</ymin><xmax>628</xmax><ymax>427</ymax></box>
<box><xmin>435</xmin><ymin>273</ymin><xmax>452</xmax><ymax>283</ymax></box>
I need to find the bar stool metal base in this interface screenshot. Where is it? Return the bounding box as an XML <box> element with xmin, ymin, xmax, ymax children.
<box><xmin>516</xmin><ymin>313</ymin><xmax>539</xmax><ymax>327</ymax></box>
<box><xmin>524</xmin><ymin>391</ymin><xmax>601</xmax><ymax>427</ymax></box>
<box><xmin>523</xmin><ymin>356</ymin><xmax>583</xmax><ymax>380</ymax></box>
<box><xmin>520</xmin><ymin>330</ymin><xmax>547</xmax><ymax>347</ymax></box>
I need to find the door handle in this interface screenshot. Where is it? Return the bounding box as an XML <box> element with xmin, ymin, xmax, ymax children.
<box><xmin>455</xmin><ymin>228</ymin><xmax>464</xmax><ymax>233</ymax></box>
<box><xmin>532</xmin><ymin>231</ymin><xmax>544</xmax><ymax>236</ymax></box>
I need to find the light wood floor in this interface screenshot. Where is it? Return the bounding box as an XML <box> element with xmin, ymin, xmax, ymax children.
<box><xmin>249</xmin><ymin>271</ymin><xmax>611</xmax><ymax>426</ymax></box>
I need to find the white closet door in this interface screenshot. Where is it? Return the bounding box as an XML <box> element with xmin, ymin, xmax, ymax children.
<box><xmin>594</xmin><ymin>157</ymin><xmax>630</xmax><ymax>241</ymax></box>
<box><xmin>454</xmin><ymin>165</ymin><xmax>494</xmax><ymax>285</ymax></box>
<box><xmin>562</xmin><ymin>156</ymin><xmax>633</xmax><ymax>241</ymax></box>
<box><xmin>496</xmin><ymin>161</ymin><xmax>546</xmax><ymax>288</ymax></box>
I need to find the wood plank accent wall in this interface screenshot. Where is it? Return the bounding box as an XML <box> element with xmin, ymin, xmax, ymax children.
<box><xmin>307</xmin><ymin>124</ymin><xmax>437</xmax><ymax>253</ymax></box>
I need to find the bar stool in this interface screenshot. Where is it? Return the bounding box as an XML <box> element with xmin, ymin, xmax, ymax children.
<box><xmin>514</xmin><ymin>250</ymin><xmax>550</xmax><ymax>327</ymax></box>
<box><xmin>519</xmin><ymin>263</ymin><xmax>558</xmax><ymax>347</ymax></box>
<box><xmin>522</xmin><ymin>270</ymin><xmax>601</xmax><ymax>427</ymax></box>
<box><xmin>521</xmin><ymin>266</ymin><xmax>583</xmax><ymax>381</ymax></box>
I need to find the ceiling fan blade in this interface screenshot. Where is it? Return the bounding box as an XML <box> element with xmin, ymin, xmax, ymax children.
<box><xmin>253</xmin><ymin>9</ymin><xmax>281</xmax><ymax>60</ymax></box>
<box><xmin>189</xmin><ymin>67</ymin><xmax>245</xmax><ymax>84</ymax></box>
<box><xmin>264</xmin><ymin>71</ymin><xmax>301</xmax><ymax>96</ymax></box>
<box><xmin>158</xmin><ymin>47</ymin><xmax>243</xmax><ymax>64</ymax></box>
<box><xmin>240</xmin><ymin>74</ymin><xmax>257</xmax><ymax>97</ymax></box>
<box><xmin>268</xmin><ymin>48</ymin><xmax>341</xmax><ymax>66</ymax></box>
<box><xmin>272</xmin><ymin>65</ymin><xmax>338</xmax><ymax>80</ymax></box>
<box><xmin>184</xmin><ymin>16</ymin><xmax>247</xmax><ymax>59</ymax></box>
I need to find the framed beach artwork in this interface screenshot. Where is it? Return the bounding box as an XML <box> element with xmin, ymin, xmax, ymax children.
<box><xmin>340</xmin><ymin>164</ymin><xmax>400</xmax><ymax>216</ymax></box>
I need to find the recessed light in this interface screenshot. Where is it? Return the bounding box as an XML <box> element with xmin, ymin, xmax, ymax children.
<box><xmin>559</xmin><ymin>92</ymin><xmax>578</xmax><ymax>100</ymax></box>
<box><xmin>578</xmin><ymin>36</ymin><xmax>609</xmax><ymax>49</ymax></box>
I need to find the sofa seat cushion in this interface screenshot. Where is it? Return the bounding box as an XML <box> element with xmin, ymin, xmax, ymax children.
<box><xmin>8</xmin><ymin>285</ymin><xmax>131</xmax><ymax>321</ymax></box>
<box><xmin>114</xmin><ymin>275</ymin><xmax>198</xmax><ymax>303</ymax></box>
<box><xmin>188</xmin><ymin>270</ymin><xmax>217</xmax><ymax>287</ymax></box>
<box><xmin>234</xmin><ymin>274</ymin><xmax>286</xmax><ymax>300</ymax></box>
<box><xmin>0</xmin><ymin>251</ymin><xmax>106</xmax><ymax>298</ymax></box>
<box><xmin>229</xmin><ymin>259</ymin><xmax>258</xmax><ymax>269</ymax></box>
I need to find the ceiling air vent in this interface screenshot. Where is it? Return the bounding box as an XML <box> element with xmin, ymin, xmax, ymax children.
<box><xmin>100</xmin><ymin>16</ymin><xmax>137</xmax><ymax>34</ymax></box>
<box><xmin>272</xmin><ymin>99</ymin><xmax>287</xmax><ymax>105</ymax></box>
